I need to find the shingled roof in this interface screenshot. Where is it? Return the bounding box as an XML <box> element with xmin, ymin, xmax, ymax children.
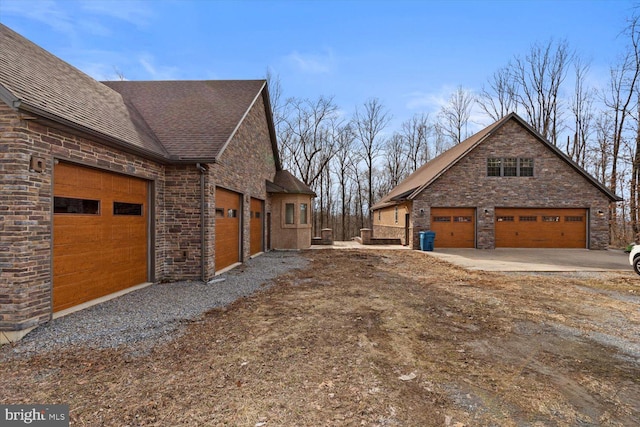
<box><xmin>0</xmin><ymin>24</ymin><xmax>280</xmax><ymax>165</ymax></box>
<box><xmin>0</xmin><ymin>24</ymin><xmax>168</xmax><ymax>160</ymax></box>
<box><xmin>267</xmin><ymin>170</ymin><xmax>316</xmax><ymax>196</ymax></box>
<box><xmin>372</xmin><ymin>113</ymin><xmax>621</xmax><ymax>210</ymax></box>
<box><xmin>103</xmin><ymin>80</ymin><xmax>270</xmax><ymax>161</ymax></box>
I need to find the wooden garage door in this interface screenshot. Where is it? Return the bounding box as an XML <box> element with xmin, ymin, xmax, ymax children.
<box><xmin>53</xmin><ymin>162</ymin><xmax>148</xmax><ymax>312</ymax></box>
<box><xmin>495</xmin><ymin>208</ymin><xmax>587</xmax><ymax>248</ymax></box>
<box><xmin>215</xmin><ymin>187</ymin><xmax>241</xmax><ymax>271</ymax></box>
<box><xmin>430</xmin><ymin>208</ymin><xmax>476</xmax><ymax>248</ymax></box>
<box><xmin>250</xmin><ymin>198</ymin><xmax>263</xmax><ymax>255</ymax></box>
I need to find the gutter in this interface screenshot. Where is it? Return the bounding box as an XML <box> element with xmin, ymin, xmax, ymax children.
<box><xmin>196</xmin><ymin>163</ymin><xmax>208</xmax><ymax>281</ymax></box>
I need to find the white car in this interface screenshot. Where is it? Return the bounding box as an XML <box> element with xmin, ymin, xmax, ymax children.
<box><xmin>629</xmin><ymin>244</ymin><xmax>640</xmax><ymax>274</ymax></box>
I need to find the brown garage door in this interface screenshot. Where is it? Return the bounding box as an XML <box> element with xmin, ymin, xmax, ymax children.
<box><xmin>430</xmin><ymin>208</ymin><xmax>476</xmax><ymax>248</ymax></box>
<box><xmin>250</xmin><ymin>198</ymin><xmax>263</xmax><ymax>255</ymax></box>
<box><xmin>215</xmin><ymin>187</ymin><xmax>241</xmax><ymax>271</ymax></box>
<box><xmin>495</xmin><ymin>208</ymin><xmax>587</xmax><ymax>248</ymax></box>
<box><xmin>53</xmin><ymin>162</ymin><xmax>148</xmax><ymax>312</ymax></box>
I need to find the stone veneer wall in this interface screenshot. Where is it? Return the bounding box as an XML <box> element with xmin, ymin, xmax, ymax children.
<box><xmin>211</xmin><ymin>93</ymin><xmax>277</xmax><ymax>273</ymax></box>
<box><xmin>411</xmin><ymin>120</ymin><xmax>612</xmax><ymax>249</ymax></box>
<box><xmin>0</xmin><ymin>105</ymin><xmax>166</xmax><ymax>334</ymax></box>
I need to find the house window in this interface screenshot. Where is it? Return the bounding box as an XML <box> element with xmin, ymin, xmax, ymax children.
<box><xmin>503</xmin><ymin>158</ymin><xmax>518</xmax><ymax>176</ymax></box>
<box><xmin>487</xmin><ymin>158</ymin><xmax>534</xmax><ymax>177</ymax></box>
<box><xmin>54</xmin><ymin>197</ymin><xmax>100</xmax><ymax>215</ymax></box>
<box><xmin>519</xmin><ymin>158</ymin><xmax>534</xmax><ymax>176</ymax></box>
<box><xmin>487</xmin><ymin>158</ymin><xmax>502</xmax><ymax>176</ymax></box>
<box><xmin>394</xmin><ymin>206</ymin><xmax>398</xmax><ymax>224</ymax></box>
<box><xmin>113</xmin><ymin>202</ymin><xmax>142</xmax><ymax>216</ymax></box>
<box><xmin>378</xmin><ymin>210</ymin><xmax>381</xmax><ymax>221</ymax></box>
<box><xmin>300</xmin><ymin>203</ymin><xmax>308</xmax><ymax>224</ymax></box>
<box><xmin>285</xmin><ymin>203</ymin><xmax>295</xmax><ymax>225</ymax></box>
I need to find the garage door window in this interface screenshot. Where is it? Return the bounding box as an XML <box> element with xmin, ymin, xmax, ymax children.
<box><xmin>54</xmin><ymin>197</ymin><xmax>100</xmax><ymax>215</ymax></box>
<box><xmin>433</xmin><ymin>216</ymin><xmax>451</xmax><ymax>222</ymax></box>
<box><xmin>519</xmin><ymin>216</ymin><xmax>537</xmax><ymax>222</ymax></box>
<box><xmin>543</xmin><ymin>216</ymin><xmax>560</xmax><ymax>222</ymax></box>
<box><xmin>565</xmin><ymin>216</ymin><xmax>583</xmax><ymax>222</ymax></box>
<box><xmin>454</xmin><ymin>216</ymin><xmax>472</xmax><ymax>223</ymax></box>
<box><xmin>113</xmin><ymin>202</ymin><xmax>142</xmax><ymax>216</ymax></box>
<box><xmin>497</xmin><ymin>216</ymin><xmax>514</xmax><ymax>222</ymax></box>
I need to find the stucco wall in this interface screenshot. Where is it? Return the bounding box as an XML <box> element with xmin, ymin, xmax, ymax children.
<box><xmin>411</xmin><ymin>120</ymin><xmax>611</xmax><ymax>249</ymax></box>
<box><xmin>270</xmin><ymin>193</ymin><xmax>313</xmax><ymax>249</ymax></box>
<box><xmin>372</xmin><ymin>202</ymin><xmax>410</xmax><ymax>245</ymax></box>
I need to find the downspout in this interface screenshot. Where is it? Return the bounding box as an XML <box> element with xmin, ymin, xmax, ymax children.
<box><xmin>196</xmin><ymin>163</ymin><xmax>207</xmax><ymax>281</ymax></box>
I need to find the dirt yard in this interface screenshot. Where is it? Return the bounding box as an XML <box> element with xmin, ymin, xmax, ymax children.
<box><xmin>1</xmin><ymin>250</ymin><xmax>639</xmax><ymax>426</ymax></box>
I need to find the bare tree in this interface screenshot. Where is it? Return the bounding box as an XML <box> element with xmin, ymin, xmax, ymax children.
<box><xmin>330</xmin><ymin>123</ymin><xmax>355</xmax><ymax>240</ymax></box>
<box><xmin>566</xmin><ymin>58</ymin><xmax>595</xmax><ymax>167</ymax></box>
<box><xmin>279</xmin><ymin>96</ymin><xmax>338</xmax><ymax>188</ymax></box>
<box><xmin>352</xmin><ymin>98</ymin><xmax>391</xmax><ymax>226</ymax></box>
<box><xmin>400</xmin><ymin>112</ymin><xmax>432</xmax><ymax>172</ymax></box>
<box><xmin>265</xmin><ymin>68</ymin><xmax>285</xmax><ymax>131</ymax></box>
<box><xmin>511</xmin><ymin>39</ymin><xmax>573</xmax><ymax>145</ymax></box>
<box><xmin>382</xmin><ymin>133</ymin><xmax>408</xmax><ymax>192</ymax></box>
<box><xmin>604</xmin><ymin>14</ymin><xmax>640</xmax><ymax>243</ymax></box>
<box><xmin>478</xmin><ymin>65</ymin><xmax>518</xmax><ymax>121</ymax></box>
<box><xmin>439</xmin><ymin>86</ymin><xmax>474</xmax><ymax>144</ymax></box>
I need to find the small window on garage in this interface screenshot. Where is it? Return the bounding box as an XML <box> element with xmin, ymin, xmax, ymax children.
<box><xmin>454</xmin><ymin>216</ymin><xmax>472</xmax><ymax>223</ymax></box>
<box><xmin>433</xmin><ymin>216</ymin><xmax>451</xmax><ymax>222</ymax></box>
<box><xmin>285</xmin><ymin>203</ymin><xmax>295</xmax><ymax>224</ymax></box>
<box><xmin>227</xmin><ymin>209</ymin><xmax>238</xmax><ymax>218</ymax></box>
<box><xmin>542</xmin><ymin>216</ymin><xmax>560</xmax><ymax>222</ymax></box>
<box><xmin>54</xmin><ymin>197</ymin><xmax>100</xmax><ymax>215</ymax></box>
<box><xmin>503</xmin><ymin>158</ymin><xmax>518</xmax><ymax>176</ymax></box>
<box><xmin>497</xmin><ymin>216</ymin><xmax>514</xmax><ymax>222</ymax></box>
<box><xmin>519</xmin><ymin>216</ymin><xmax>537</xmax><ymax>222</ymax></box>
<box><xmin>519</xmin><ymin>158</ymin><xmax>534</xmax><ymax>176</ymax></box>
<box><xmin>255</xmin><ymin>211</ymin><xmax>261</xmax><ymax>219</ymax></box>
<box><xmin>113</xmin><ymin>202</ymin><xmax>142</xmax><ymax>216</ymax></box>
<box><xmin>215</xmin><ymin>208</ymin><xmax>225</xmax><ymax>218</ymax></box>
<box><xmin>487</xmin><ymin>158</ymin><xmax>502</xmax><ymax>176</ymax></box>
<box><xmin>565</xmin><ymin>216</ymin><xmax>583</xmax><ymax>222</ymax></box>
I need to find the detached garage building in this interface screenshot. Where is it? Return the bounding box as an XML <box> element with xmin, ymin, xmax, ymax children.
<box><xmin>372</xmin><ymin>113</ymin><xmax>621</xmax><ymax>250</ymax></box>
<box><xmin>0</xmin><ymin>25</ymin><xmax>314</xmax><ymax>341</ymax></box>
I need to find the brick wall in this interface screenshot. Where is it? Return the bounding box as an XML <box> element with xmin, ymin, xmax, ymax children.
<box><xmin>411</xmin><ymin>119</ymin><xmax>612</xmax><ymax>249</ymax></box>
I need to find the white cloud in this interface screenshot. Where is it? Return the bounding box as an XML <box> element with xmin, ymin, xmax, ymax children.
<box><xmin>79</xmin><ymin>0</ymin><xmax>153</xmax><ymax>28</ymax></box>
<box><xmin>286</xmin><ymin>48</ymin><xmax>336</xmax><ymax>74</ymax></box>
<box><xmin>1</xmin><ymin>0</ymin><xmax>75</xmax><ymax>36</ymax></box>
<box><xmin>138</xmin><ymin>54</ymin><xmax>180</xmax><ymax>80</ymax></box>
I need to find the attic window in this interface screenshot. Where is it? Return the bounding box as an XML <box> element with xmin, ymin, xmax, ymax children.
<box><xmin>487</xmin><ymin>158</ymin><xmax>534</xmax><ymax>177</ymax></box>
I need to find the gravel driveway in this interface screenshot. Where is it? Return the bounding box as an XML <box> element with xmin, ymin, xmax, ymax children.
<box><xmin>1</xmin><ymin>251</ymin><xmax>307</xmax><ymax>360</ymax></box>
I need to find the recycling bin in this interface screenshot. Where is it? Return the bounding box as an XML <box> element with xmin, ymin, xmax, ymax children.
<box><xmin>420</xmin><ymin>231</ymin><xmax>436</xmax><ymax>251</ymax></box>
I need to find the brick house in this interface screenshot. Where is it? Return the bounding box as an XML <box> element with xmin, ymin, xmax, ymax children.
<box><xmin>0</xmin><ymin>24</ymin><xmax>314</xmax><ymax>342</ymax></box>
<box><xmin>372</xmin><ymin>113</ymin><xmax>621</xmax><ymax>250</ymax></box>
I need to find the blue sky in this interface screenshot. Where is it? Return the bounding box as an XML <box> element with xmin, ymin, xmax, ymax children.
<box><xmin>0</xmin><ymin>0</ymin><xmax>636</xmax><ymax>131</ymax></box>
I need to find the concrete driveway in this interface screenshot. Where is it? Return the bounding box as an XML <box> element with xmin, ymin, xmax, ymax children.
<box><xmin>425</xmin><ymin>248</ymin><xmax>632</xmax><ymax>272</ymax></box>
